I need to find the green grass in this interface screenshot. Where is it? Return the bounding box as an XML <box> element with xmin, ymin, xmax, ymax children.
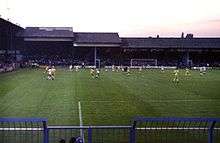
<box><xmin>0</xmin><ymin>68</ymin><xmax>220</xmax><ymax>125</ymax></box>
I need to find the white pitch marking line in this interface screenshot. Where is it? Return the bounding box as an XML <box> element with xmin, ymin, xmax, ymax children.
<box><xmin>80</xmin><ymin>99</ymin><xmax>218</xmax><ymax>103</ymax></box>
<box><xmin>82</xmin><ymin>100</ymin><xmax>126</xmax><ymax>103</ymax></box>
<box><xmin>143</xmin><ymin>99</ymin><xmax>219</xmax><ymax>102</ymax></box>
<box><xmin>78</xmin><ymin>101</ymin><xmax>85</xmax><ymax>143</ymax></box>
<box><xmin>136</xmin><ymin>127</ymin><xmax>220</xmax><ymax>130</ymax></box>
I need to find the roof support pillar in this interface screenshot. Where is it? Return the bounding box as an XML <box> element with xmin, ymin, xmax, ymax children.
<box><xmin>181</xmin><ymin>50</ymin><xmax>190</xmax><ymax>67</ymax></box>
<box><xmin>185</xmin><ymin>50</ymin><xmax>190</xmax><ymax>67</ymax></box>
<box><xmin>94</xmin><ymin>47</ymin><xmax>97</xmax><ymax>68</ymax></box>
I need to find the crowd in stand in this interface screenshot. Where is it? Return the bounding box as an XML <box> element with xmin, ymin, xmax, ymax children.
<box><xmin>1</xmin><ymin>53</ymin><xmax>220</xmax><ymax>73</ymax></box>
<box><xmin>0</xmin><ymin>62</ymin><xmax>17</xmax><ymax>73</ymax></box>
<box><xmin>0</xmin><ymin>55</ymin><xmax>17</xmax><ymax>73</ymax></box>
<box><xmin>24</xmin><ymin>54</ymin><xmax>93</xmax><ymax>66</ymax></box>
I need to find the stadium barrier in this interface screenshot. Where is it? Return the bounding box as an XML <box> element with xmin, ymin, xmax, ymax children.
<box><xmin>0</xmin><ymin>118</ymin><xmax>48</xmax><ymax>143</ymax></box>
<box><xmin>0</xmin><ymin>117</ymin><xmax>220</xmax><ymax>143</ymax></box>
<box><xmin>132</xmin><ymin>117</ymin><xmax>220</xmax><ymax>143</ymax></box>
<box><xmin>48</xmin><ymin>126</ymin><xmax>131</xmax><ymax>143</ymax></box>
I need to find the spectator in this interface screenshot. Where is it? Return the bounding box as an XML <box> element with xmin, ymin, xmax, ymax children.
<box><xmin>69</xmin><ymin>137</ymin><xmax>76</xmax><ymax>143</ymax></box>
<box><xmin>59</xmin><ymin>139</ymin><xmax>66</xmax><ymax>143</ymax></box>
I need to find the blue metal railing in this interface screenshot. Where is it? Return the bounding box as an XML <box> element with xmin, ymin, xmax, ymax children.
<box><xmin>0</xmin><ymin>118</ymin><xmax>48</xmax><ymax>123</ymax></box>
<box><xmin>48</xmin><ymin>125</ymin><xmax>131</xmax><ymax>143</ymax></box>
<box><xmin>132</xmin><ymin>117</ymin><xmax>220</xmax><ymax>143</ymax></box>
<box><xmin>0</xmin><ymin>118</ymin><xmax>47</xmax><ymax>143</ymax></box>
<box><xmin>0</xmin><ymin>117</ymin><xmax>220</xmax><ymax>143</ymax></box>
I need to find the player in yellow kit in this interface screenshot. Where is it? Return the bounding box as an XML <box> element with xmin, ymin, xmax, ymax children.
<box><xmin>90</xmin><ymin>68</ymin><xmax>95</xmax><ymax>78</ymax></box>
<box><xmin>173</xmin><ymin>69</ymin><xmax>179</xmax><ymax>83</ymax></box>
<box><xmin>185</xmin><ymin>68</ymin><xmax>190</xmax><ymax>76</ymax></box>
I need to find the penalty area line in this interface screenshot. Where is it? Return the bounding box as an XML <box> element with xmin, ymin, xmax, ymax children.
<box><xmin>78</xmin><ymin>101</ymin><xmax>85</xmax><ymax>142</ymax></box>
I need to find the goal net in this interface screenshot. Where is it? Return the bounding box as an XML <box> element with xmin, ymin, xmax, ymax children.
<box><xmin>95</xmin><ymin>59</ymin><xmax>101</xmax><ymax>69</ymax></box>
<box><xmin>130</xmin><ymin>59</ymin><xmax>157</xmax><ymax>67</ymax></box>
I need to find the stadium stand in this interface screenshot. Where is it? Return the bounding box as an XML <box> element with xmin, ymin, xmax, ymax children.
<box><xmin>20</xmin><ymin>30</ymin><xmax>220</xmax><ymax>67</ymax></box>
<box><xmin>0</xmin><ymin>18</ymin><xmax>24</xmax><ymax>72</ymax></box>
<box><xmin>1</xmin><ymin>16</ymin><xmax>220</xmax><ymax>69</ymax></box>
<box><xmin>74</xmin><ymin>32</ymin><xmax>121</xmax><ymax>45</ymax></box>
<box><xmin>18</xmin><ymin>27</ymin><xmax>74</xmax><ymax>42</ymax></box>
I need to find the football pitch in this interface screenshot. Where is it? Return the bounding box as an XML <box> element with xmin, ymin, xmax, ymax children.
<box><xmin>0</xmin><ymin>68</ymin><xmax>220</xmax><ymax>126</ymax></box>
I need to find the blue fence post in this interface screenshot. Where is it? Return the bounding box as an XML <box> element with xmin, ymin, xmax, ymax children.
<box><xmin>43</xmin><ymin>120</ymin><xmax>49</xmax><ymax>143</ymax></box>
<box><xmin>208</xmin><ymin>121</ymin><xmax>216</xmax><ymax>143</ymax></box>
<box><xmin>88</xmin><ymin>126</ymin><xmax>92</xmax><ymax>143</ymax></box>
<box><xmin>130</xmin><ymin>121</ymin><xmax>137</xmax><ymax>143</ymax></box>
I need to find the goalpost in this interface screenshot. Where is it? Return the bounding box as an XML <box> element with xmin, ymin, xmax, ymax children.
<box><xmin>95</xmin><ymin>59</ymin><xmax>101</xmax><ymax>69</ymax></box>
<box><xmin>130</xmin><ymin>59</ymin><xmax>158</xmax><ymax>67</ymax></box>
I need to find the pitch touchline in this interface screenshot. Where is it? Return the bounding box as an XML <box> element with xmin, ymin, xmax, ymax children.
<box><xmin>78</xmin><ymin>101</ymin><xmax>85</xmax><ymax>142</ymax></box>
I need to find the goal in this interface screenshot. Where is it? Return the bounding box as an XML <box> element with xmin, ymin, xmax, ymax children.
<box><xmin>130</xmin><ymin>59</ymin><xmax>157</xmax><ymax>67</ymax></box>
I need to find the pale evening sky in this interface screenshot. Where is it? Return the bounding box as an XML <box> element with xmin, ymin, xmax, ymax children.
<box><xmin>0</xmin><ymin>0</ymin><xmax>220</xmax><ymax>37</ymax></box>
